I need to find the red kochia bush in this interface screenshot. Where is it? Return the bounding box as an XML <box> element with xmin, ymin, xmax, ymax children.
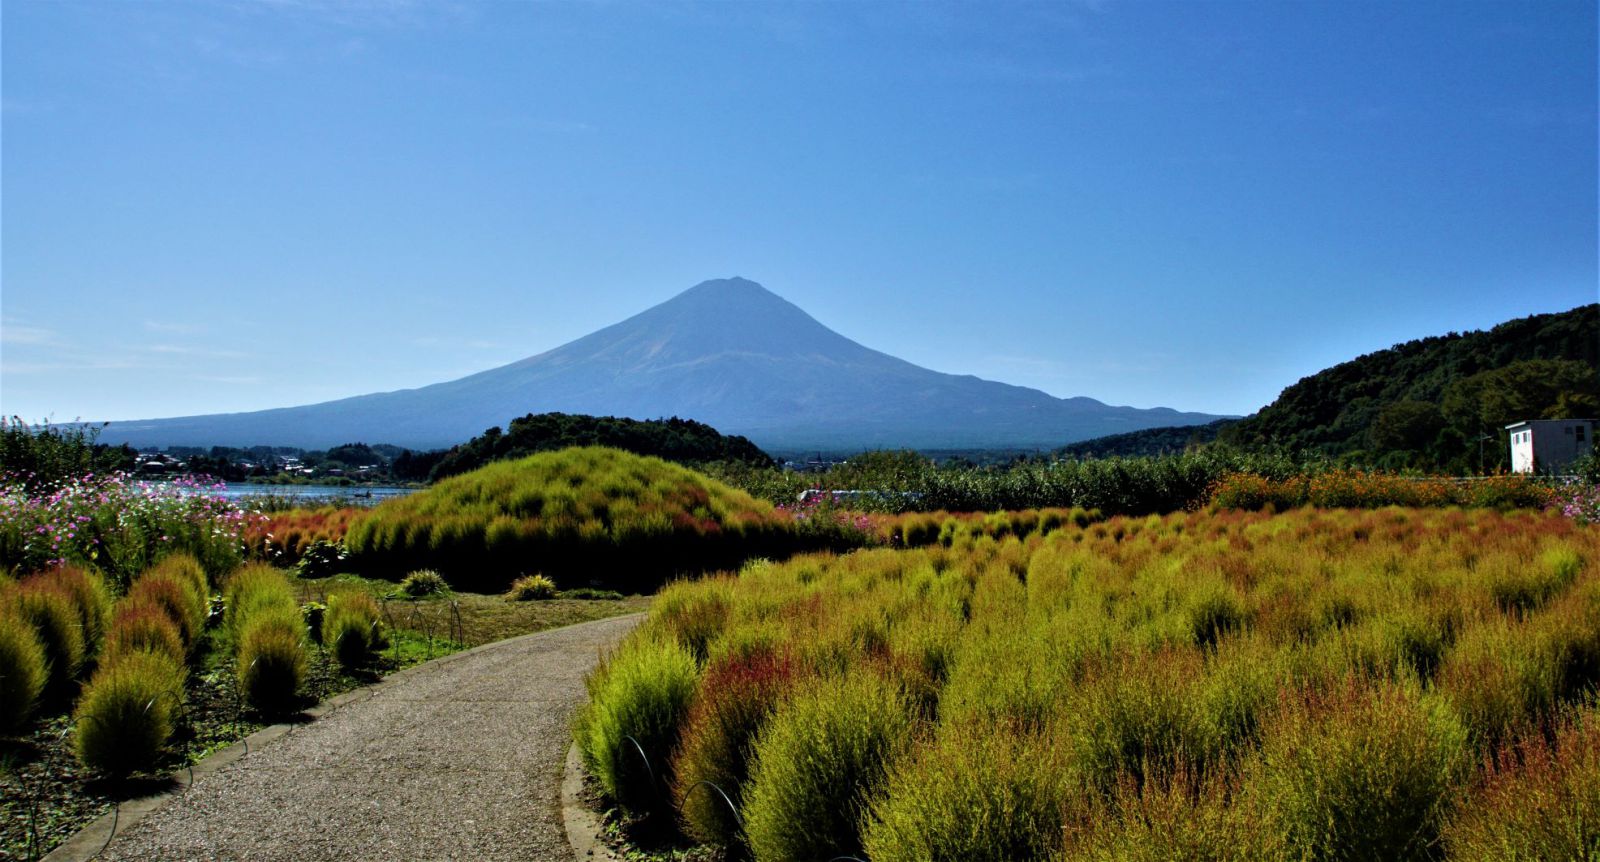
<box><xmin>671</xmin><ymin>648</ymin><xmax>800</xmax><ymax>845</ymax></box>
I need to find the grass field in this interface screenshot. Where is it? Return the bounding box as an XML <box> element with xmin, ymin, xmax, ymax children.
<box><xmin>578</xmin><ymin>506</ymin><xmax>1600</xmax><ymax>862</ymax></box>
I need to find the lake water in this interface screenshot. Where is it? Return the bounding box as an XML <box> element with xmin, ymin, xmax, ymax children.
<box><xmin>212</xmin><ymin>483</ymin><xmax>418</xmax><ymax>505</ymax></box>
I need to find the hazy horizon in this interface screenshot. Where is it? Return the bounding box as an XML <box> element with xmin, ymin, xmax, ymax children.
<box><xmin>4</xmin><ymin>1</ymin><xmax>1595</xmax><ymax>424</ymax></box>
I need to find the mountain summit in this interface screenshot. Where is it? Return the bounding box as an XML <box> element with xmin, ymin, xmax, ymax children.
<box><xmin>102</xmin><ymin>278</ymin><xmax>1223</xmax><ymax>452</ymax></box>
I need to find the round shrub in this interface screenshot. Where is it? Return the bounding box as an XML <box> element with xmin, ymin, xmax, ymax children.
<box><xmin>1251</xmin><ymin>681</ymin><xmax>1468</xmax><ymax>862</ymax></box>
<box><xmin>505</xmin><ymin>574</ymin><xmax>558</xmax><ymax>601</ymax></box>
<box><xmin>399</xmin><ymin>568</ymin><xmax>449</xmax><ymax>598</ymax></box>
<box><xmin>34</xmin><ymin>565</ymin><xmax>111</xmax><ymax>654</ymax></box>
<box><xmin>223</xmin><ymin>564</ymin><xmax>298</xmax><ymax>641</ymax></box>
<box><xmin>325</xmin><ymin>589</ymin><xmax>382</xmax><ymax>669</ymax></box>
<box><xmin>0</xmin><ymin>609</ymin><xmax>47</xmax><ymax>733</ymax></box>
<box><xmin>741</xmin><ymin>671</ymin><xmax>915</xmax><ymax>862</ymax></box>
<box><xmin>861</xmin><ymin>722</ymin><xmax>1073</xmax><ymax>862</ymax></box>
<box><xmin>104</xmin><ymin>600</ymin><xmax>186</xmax><ymax>667</ymax></box>
<box><xmin>13</xmin><ymin>584</ymin><xmax>87</xmax><ymax>701</ymax></box>
<box><xmin>671</xmin><ymin>649</ymin><xmax>798</xmax><ymax>845</ymax></box>
<box><xmin>73</xmin><ymin>649</ymin><xmax>185</xmax><ymax>775</ymax></box>
<box><xmin>146</xmin><ymin>553</ymin><xmax>210</xmax><ymax>609</ymax></box>
<box><xmin>574</xmin><ymin>635</ymin><xmax>699</xmax><ymax>812</ymax></box>
<box><xmin>238</xmin><ymin>608</ymin><xmax>307</xmax><ymax>713</ymax></box>
<box><xmin>129</xmin><ymin>571</ymin><xmax>207</xmax><ymax>650</ymax></box>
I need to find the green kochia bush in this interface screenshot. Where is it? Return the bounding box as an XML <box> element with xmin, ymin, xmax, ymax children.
<box><xmin>574</xmin><ymin>635</ymin><xmax>700</xmax><ymax>811</ymax></box>
<box><xmin>31</xmin><ymin>565</ymin><xmax>111</xmax><ymax>654</ymax></box>
<box><xmin>128</xmin><ymin>553</ymin><xmax>210</xmax><ymax>651</ymax></box>
<box><xmin>224</xmin><ymin>564</ymin><xmax>297</xmax><ymax>641</ymax></box>
<box><xmin>861</xmin><ymin>722</ymin><xmax>1074</xmax><ymax>862</ymax></box>
<box><xmin>325</xmin><ymin>588</ymin><xmax>382</xmax><ymax>668</ymax></box>
<box><xmin>12</xmin><ymin>582</ymin><xmax>86</xmax><ymax>703</ymax></box>
<box><xmin>104</xmin><ymin>600</ymin><xmax>186</xmax><ymax>667</ymax></box>
<box><xmin>1252</xmin><ymin>681</ymin><xmax>1468</xmax><ymax>862</ymax></box>
<box><xmin>73</xmin><ymin>649</ymin><xmax>185</xmax><ymax>775</ymax></box>
<box><xmin>0</xmin><ymin>608</ymin><xmax>47</xmax><ymax>733</ymax></box>
<box><xmin>238</xmin><ymin>607</ymin><xmax>307</xmax><ymax>712</ymax></box>
<box><xmin>740</xmin><ymin>671</ymin><xmax>915</xmax><ymax>862</ymax></box>
<box><xmin>225</xmin><ymin>565</ymin><xmax>306</xmax><ymax>712</ymax></box>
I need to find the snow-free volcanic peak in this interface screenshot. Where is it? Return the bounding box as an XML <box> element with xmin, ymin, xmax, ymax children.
<box><xmin>99</xmin><ymin>278</ymin><xmax>1223</xmax><ymax>452</ymax></box>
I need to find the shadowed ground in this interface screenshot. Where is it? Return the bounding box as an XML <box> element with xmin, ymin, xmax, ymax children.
<box><xmin>86</xmin><ymin>613</ymin><xmax>642</xmax><ymax>862</ymax></box>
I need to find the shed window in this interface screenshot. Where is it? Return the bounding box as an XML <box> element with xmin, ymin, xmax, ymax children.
<box><xmin>1578</xmin><ymin>427</ymin><xmax>1587</xmax><ymax>442</ymax></box>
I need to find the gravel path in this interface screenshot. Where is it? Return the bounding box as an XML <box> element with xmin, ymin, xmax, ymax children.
<box><xmin>90</xmin><ymin>613</ymin><xmax>642</xmax><ymax>862</ymax></box>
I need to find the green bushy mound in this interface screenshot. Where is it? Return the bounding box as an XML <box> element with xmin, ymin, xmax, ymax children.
<box><xmin>324</xmin><ymin>588</ymin><xmax>382</xmax><ymax>669</ymax></box>
<box><xmin>741</xmin><ymin>671</ymin><xmax>915</xmax><ymax>862</ymax></box>
<box><xmin>574</xmin><ymin>635</ymin><xmax>700</xmax><ymax>812</ymax></box>
<box><xmin>346</xmin><ymin>447</ymin><xmax>806</xmax><ymax>592</ymax></box>
<box><xmin>225</xmin><ymin>565</ymin><xmax>307</xmax><ymax>713</ymax></box>
<box><xmin>12</xmin><ymin>583</ymin><xmax>87</xmax><ymax>703</ymax></box>
<box><xmin>0</xmin><ymin>608</ymin><xmax>47</xmax><ymax>733</ymax></box>
<box><xmin>73</xmin><ymin>649</ymin><xmax>185</xmax><ymax>775</ymax></box>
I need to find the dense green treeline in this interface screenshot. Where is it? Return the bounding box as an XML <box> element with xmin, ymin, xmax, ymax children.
<box><xmin>1219</xmin><ymin>304</ymin><xmax>1599</xmax><ymax>471</ymax></box>
<box><xmin>1053</xmin><ymin>419</ymin><xmax>1234</xmax><ymax>459</ymax></box>
<box><xmin>708</xmin><ymin>449</ymin><xmax>1311</xmax><ymax>515</ymax></box>
<box><xmin>0</xmin><ymin>419</ymin><xmax>136</xmax><ymax>490</ymax></box>
<box><xmin>427</xmin><ymin>413</ymin><xmax>773</xmax><ymax>481</ymax></box>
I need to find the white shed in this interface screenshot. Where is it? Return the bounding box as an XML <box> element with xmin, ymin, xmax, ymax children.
<box><xmin>1504</xmin><ymin>418</ymin><xmax>1596</xmax><ymax>474</ymax></box>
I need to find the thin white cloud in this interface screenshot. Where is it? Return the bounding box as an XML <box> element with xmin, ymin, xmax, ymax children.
<box><xmin>146</xmin><ymin>344</ymin><xmax>249</xmax><ymax>359</ymax></box>
<box><xmin>193</xmin><ymin>374</ymin><xmax>264</xmax><ymax>385</ymax></box>
<box><xmin>0</xmin><ymin>322</ymin><xmax>63</xmax><ymax>347</ymax></box>
<box><xmin>143</xmin><ymin>320</ymin><xmax>205</xmax><ymax>334</ymax></box>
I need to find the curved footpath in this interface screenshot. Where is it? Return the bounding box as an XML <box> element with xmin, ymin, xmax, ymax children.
<box><xmin>51</xmin><ymin>613</ymin><xmax>643</xmax><ymax>862</ymax></box>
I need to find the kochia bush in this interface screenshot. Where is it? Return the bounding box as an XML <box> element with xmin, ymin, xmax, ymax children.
<box><xmin>671</xmin><ymin>648</ymin><xmax>798</xmax><ymax>845</ymax></box>
<box><xmin>73</xmin><ymin>649</ymin><xmax>185</xmax><ymax>775</ymax></box>
<box><xmin>324</xmin><ymin>588</ymin><xmax>382</xmax><ymax>669</ymax></box>
<box><xmin>0</xmin><ymin>607</ymin><xmax>47</xmax><ymax>733</ymax></box>
<box><xmin>740</xmin><ymin>671</ymin><xmax>914</xmax><ymax>862</ymax></box>
<box><xmin>574</xmin><ymin>635</ymin><xmax>699</xmax><ymax>812</ymax></box>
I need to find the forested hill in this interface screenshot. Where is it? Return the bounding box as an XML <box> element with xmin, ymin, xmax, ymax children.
<box><xmin>427</xmin><ymin>413</ymin><xmax>774</xmax><ymax>480</ymax></box>
<box><xmin>1218</xmin><ymin>304</ymin><xmax>1599</xmax><ymax>471</ymax></box>
<box><xmin>1055</xmin><ymin>419</ymin><xmax>1235</xmax><ymax>459</ymax></box>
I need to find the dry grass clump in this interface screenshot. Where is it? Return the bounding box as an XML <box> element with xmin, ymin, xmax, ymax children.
<box><xmin>503</xmin><ymin>573</ymin><xmax>557</xmax><ymax>601</ymax></box>
<box><xmin>576</xmin><ymin>506</ymin><xmax>1600</xmax><ymax>861</ymax></box>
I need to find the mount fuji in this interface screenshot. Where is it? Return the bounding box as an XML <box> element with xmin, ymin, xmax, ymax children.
<box><xmin>100</xmin><ymin>278</ymin><xmax>1223</xmax><ymax>452</ymax></box>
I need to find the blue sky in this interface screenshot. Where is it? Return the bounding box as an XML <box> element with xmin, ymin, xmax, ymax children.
<box><xmin>3</xmin><ymin>0</ymin><xmax>1595</xmax><ymax>426</ymax></box>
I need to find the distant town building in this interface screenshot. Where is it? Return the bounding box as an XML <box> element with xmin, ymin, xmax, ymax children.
<box><xmin>1505</xmin><ymin>418</ymin><xmax>1595</xmax><ymax>474</ymax></box>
